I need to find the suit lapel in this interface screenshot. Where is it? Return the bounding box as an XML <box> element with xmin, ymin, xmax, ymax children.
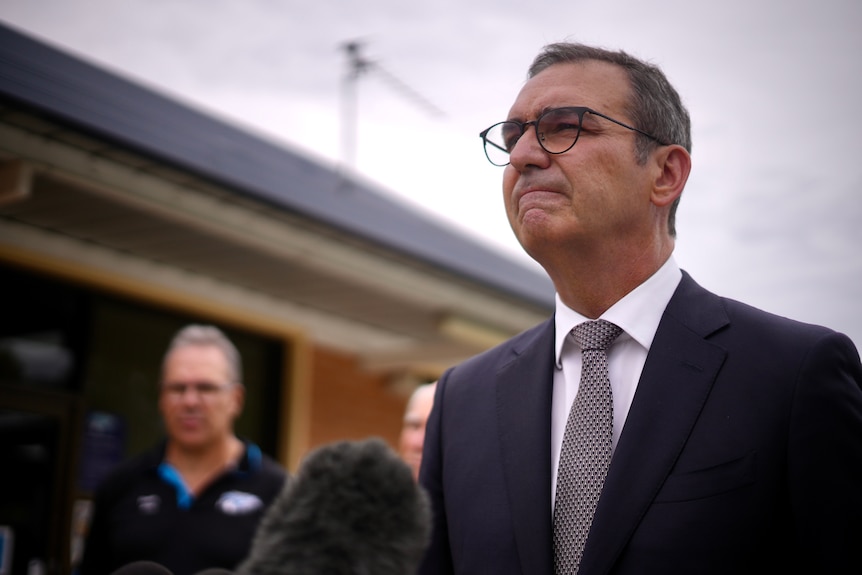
<box><xmin>496</xmin><ymin>319</ymin><xmax>556</xmax><ymax>575</ymax></box>
<box><xmin>579</xmin><ymin>273</ymin><xmax>730</xmax><ymax>574</ymax></box>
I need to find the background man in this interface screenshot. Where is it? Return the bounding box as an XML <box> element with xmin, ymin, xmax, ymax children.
<box><xmin>398</xmin><ymin>382</ymin><xmax>436</xmax><ymax>481</ymax></box>
<box><xmin>80</xmin><ymin>324</ymin><xmax>286</xmax><ymax>575</ymax></box>
<box><xmin>418</xmin><ymin>43</ymin><xmax>862</xmax><ymax>574</ymax></box>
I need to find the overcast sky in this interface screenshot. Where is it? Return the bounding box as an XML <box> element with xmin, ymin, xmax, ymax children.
<box><xmin>2</xmin><ymin>0</ymin><xmax>861</xmax><ymax>347</ymax></box>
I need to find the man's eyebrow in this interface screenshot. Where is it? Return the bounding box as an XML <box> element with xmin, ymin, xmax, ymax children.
<box><xmin>508</xmin><ymin>105</ymin><xmax>581</xmax><ymax>123</ymax></box>
<box><xmin>537</xmin><ymin>105</ymin><xmax>564</xmax><ymax>116</ymax></box>
<box><xmin>506</xmin><ymin>105</ymin><xmax>547</xmax><ymax>123</ymax></box>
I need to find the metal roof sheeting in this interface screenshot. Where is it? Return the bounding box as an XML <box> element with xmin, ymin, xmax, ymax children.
<box><xmin>0</xmin><ymin>23</ymin><xmax>553</xmax><ymax>308</ymax></box>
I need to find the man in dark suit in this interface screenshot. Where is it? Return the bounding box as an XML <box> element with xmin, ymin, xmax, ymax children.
<box><xmin>418</xmin><ymin>42</ymin><xmax>862</xmax><ymax>575</ymax></box>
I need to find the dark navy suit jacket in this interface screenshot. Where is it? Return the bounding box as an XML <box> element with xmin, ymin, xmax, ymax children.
<box><xmin>418</xmin><ymin>273</ymin><xmax>862</xmax><ymax>574</ymax></box>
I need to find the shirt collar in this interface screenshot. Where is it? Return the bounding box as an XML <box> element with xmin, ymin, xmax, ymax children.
<box><xmin>152</xmin><ymin>438</ymin><xmax>260</xmax><ymax>473</ymax></box>
<box><xmin>554</xmin><ymin>256</ymin><xmax>682</xmax><ymax>367</ymax></box>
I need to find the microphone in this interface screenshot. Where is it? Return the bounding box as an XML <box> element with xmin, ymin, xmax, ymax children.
<box><xmin>235</xmin><ymin>437</ymin><xmax>431</xmax><ymax>575</ymax></box>
<box><xmin>110</xmin><ymin>562</ymin><xmax>232</xmax><ymax>575</ymax></box>
<box><xmin>110</xmin><ymin>561</ymin><xmax>174</xmax><ymax>575</ymax></box>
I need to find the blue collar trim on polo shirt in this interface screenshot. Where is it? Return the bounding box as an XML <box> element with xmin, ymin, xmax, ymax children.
<box><xmin>158</xmin><ymin>462</ymin><xmax>194</xmax><ymax>510</ymax></box>
<box><xmin>154</xmin><ymin>441</ymin><xmax>261</xmax><ymax>508</ymax></box>
<box><xmin>245</xmin><ymin>442</ymin><xmax>261</xmax><ymax>472</ymax></box>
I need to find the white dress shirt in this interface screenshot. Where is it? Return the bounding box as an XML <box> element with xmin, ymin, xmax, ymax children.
<box><xmin>550</xmin><ymin>256</ymin><xmax>682</xmax><ymax>510</ymax></box>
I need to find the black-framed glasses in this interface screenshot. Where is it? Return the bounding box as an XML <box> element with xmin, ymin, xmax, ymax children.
<box><xmin>479</xmin><ymin>106</ymin><xmax>666</xmax><ymax>166</ymax></box>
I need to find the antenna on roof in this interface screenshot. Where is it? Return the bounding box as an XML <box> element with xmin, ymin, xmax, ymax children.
<box><xmin>339</xmin><ymin>40</ymin><xmax>444</xmax><ymax>170</ymax></box>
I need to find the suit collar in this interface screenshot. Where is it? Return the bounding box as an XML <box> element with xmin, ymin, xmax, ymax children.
<box><xmin>580</xmin><ymin>272</ymin><xmax>730</xmax><ymax>574</ymax></box>
<box><xmin>497</xmin><ymin>318</ymin><xmax>556</xmax><ymax>575</ymax></box>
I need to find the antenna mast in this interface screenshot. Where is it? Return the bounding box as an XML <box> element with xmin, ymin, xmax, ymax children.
<box><xmin>340</xmin><ymin>41</ymin><xmax>371</xmax><ymax>169</ymax></box>
<box><xmin>339</xmin><ymin>40</ymin><xmax>443</xmax><ymax>170</ymax></box>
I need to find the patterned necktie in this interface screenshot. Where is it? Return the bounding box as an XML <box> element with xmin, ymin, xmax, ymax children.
<box><xmin>553</xmin><ymin>319</ymin><xmax>623</xmax><ymax>574</ymax></box>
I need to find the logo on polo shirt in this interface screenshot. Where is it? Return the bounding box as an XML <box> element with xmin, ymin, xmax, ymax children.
<box><xmin>137</xmin><ymin>494</ymin><xmax>161</xmax><ymax>514</ymax></box>
<box><xmin>216</xmin><ymin>491</ymin><xmax>263</xmax><ymax>515</ymax></box>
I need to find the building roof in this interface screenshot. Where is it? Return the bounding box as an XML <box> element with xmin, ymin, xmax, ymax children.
<box><xmin>0</xmin><ymin>22</ymin><xmax>553</xmax><ymax>308</ymax></box>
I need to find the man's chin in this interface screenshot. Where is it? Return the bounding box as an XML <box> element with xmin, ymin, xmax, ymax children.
<box><xmin>169</xmin><ymin>433</ymin><xmax>212</xmax><ymax>452</ymax></box>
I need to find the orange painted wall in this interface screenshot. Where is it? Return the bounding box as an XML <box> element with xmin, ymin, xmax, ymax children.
<box><xmin>306</xmin><ymin>345</ymin><xmax>409</xmax><ymax>455</ymax></box>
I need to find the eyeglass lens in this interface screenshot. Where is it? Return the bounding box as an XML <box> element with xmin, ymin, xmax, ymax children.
<box><xmin>483</xmin><ymin>107</ymin><xmax>585</xmax><ymax>166</ymax></box>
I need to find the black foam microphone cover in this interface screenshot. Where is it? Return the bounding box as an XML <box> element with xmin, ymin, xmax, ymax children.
<box><xmin>110</xmin><ymin>561</ymin><xmax>174</xmax><ymax>575</ymax></box>
<box><xmin>235</xmin><ymin>437</ymin><xmax>431</xmax><ymax>575</ymax></box>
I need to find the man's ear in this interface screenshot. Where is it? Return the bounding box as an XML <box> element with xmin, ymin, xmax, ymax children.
<box><xmin>651</xmin><ymin>144</ymin><xmax>691</xmax><ymax>208</ymax></box>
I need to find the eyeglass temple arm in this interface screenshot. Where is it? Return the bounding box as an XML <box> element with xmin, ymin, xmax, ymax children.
<box><xmin>588</xmin><ymin>110</ymin><xmax>665</xmax><ymax>143</ymax></box>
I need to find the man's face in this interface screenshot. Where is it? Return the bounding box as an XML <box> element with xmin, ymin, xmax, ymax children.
<box><xmin>502</xmin><ymin>61</ymin><xmax>658</xmax><ymax>264</ymax></box>
<box><xmin>159</xmin><ymin>344</ymin><xmax>243</xmax><ymax>452</ymax></box>
<box><xmin>399</xmin><ymin>387</ymin><xmax>435</xmax><ymax>481</ymax></box>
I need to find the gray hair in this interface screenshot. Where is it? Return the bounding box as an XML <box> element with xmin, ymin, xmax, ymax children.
<box><xmin>162</xmin><ymin>324</ymin><xmax>242</xmax><ymax>385</ymax></box>
<box><xmin>528</xmin><ymin>43</ymin><xmax>691</xmax><ymax>237</ymax></box>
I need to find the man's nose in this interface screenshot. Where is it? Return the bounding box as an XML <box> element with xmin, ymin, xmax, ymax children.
<box><xmin>508</xmin><ymin>126</ymin><xmax>550</xmax><ymax>170</ymax></box>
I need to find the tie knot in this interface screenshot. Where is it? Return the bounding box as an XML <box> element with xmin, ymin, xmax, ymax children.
<box><xmin>571</xmin><ymin>319</ymin><xmax>622</xmax><ymax>351</ymax></box>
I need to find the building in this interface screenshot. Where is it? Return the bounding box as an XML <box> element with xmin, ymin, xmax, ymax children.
<box><xmin>0</xmin><ymin>23</ymin><xmax>553</xmax><ymax>574</ymax></box>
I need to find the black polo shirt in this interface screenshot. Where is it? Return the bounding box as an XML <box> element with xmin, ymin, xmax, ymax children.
<box><xmin>79</xmin><ymin>440</ymin><xmax>287</xmax><ymax>575</ymax></box>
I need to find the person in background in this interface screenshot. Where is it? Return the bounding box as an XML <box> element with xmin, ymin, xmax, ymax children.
<box><xmin>418</xmin><ymin>42</ymin><xmax>862</xmax><ymax>574</ymax></box>
<box><xmin>80</xmin><ymin>325</ymin><xmax>287</xmax><ymax>575</ymax></box>
<box><xmin>398</xmin><ymin>382</ymin><xmax>437</xmax><ymax>481</ymax></box>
